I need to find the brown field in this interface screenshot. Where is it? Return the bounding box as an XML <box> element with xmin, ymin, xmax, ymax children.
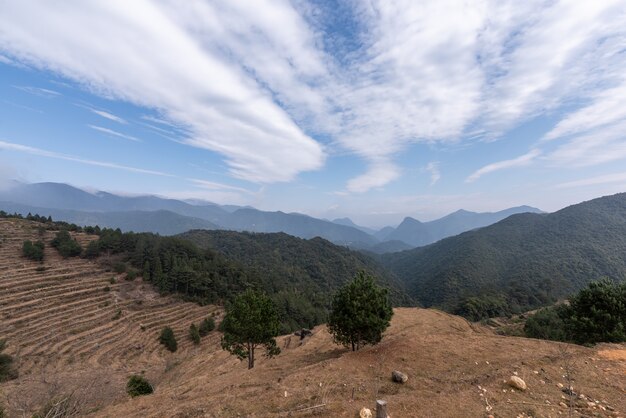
<box><xmin>0</xmin><ymin>218</ymin><xmax>624</xmax><ymax>417</ymax></box>
<box><xmin>0</xmin><ymin>219</ymin><xmax>218</xmax><ymax>416</ymax></box>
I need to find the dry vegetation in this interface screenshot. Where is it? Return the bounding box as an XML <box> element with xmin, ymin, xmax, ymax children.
<box><xmin>0</xmin><ymin>218</ymin><xmax>624</xmax><ymax>417</ymax></box>
<box><xmin>0</xmin><ymin>219</ymin><xmax>219</xmax><ymax>416</ymax></box>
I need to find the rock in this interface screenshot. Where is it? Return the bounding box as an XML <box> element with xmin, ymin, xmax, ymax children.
<box><xmin>508</xmin><ymin>376</ymin><xmax>527</xmax><ymax>391</ymax></box>
<box><xmin>559</xmin><ymin>402</ymin><xmax>568</xmax><ymax>408</ymax></box>
<box><xmin>359</xmin><ymin>407</ymin><xmax>372</xmax><ymax>418</ymax></box>
<box><xmin>392</xmin><ymin>370</ymin><xmax>408</xmax><ymax>383</ymax></box>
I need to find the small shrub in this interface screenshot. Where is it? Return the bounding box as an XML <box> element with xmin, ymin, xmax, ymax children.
<box><xmin>189</xmin><ymin>323</ymin><xmax>201</xmax><ymax>345</ymax></box>
<box><xmin>112</xmin><ymin>309</ymin><xmax>122</xmax><ymax>320</ymax></box>
<box><xmin>109</xmin><ymin>277</ymin><xmax>116</xmax><ymax>284</ymax></box>
<box><xmin>159</xmin><ymin>327</ymin><xmax>177</xmax><ymax>352</ymax></box>
<box><xmin>126</xmin><ymin>375</ymin><xmax>153</xmax><ymax>397</ymax></box>
<box><xmin>35</xmin><ymin>266</ymin><xmax>46</xmax><ymax>273</ymax></box>
<box><xmin>125</xmin><ymin>269</ymin><xmax>137</xmax><ymax>281</ymax></box>
<box><xmin>83</xmin><ymin>240</ymin><xmax>100</xmax><ymax>259</ymax></box>
<box><xmin>0</xmin><ymin>339</ymin><xmax>17</xmax><ymax>382</ymax></box>
<box><xmin>113</xmin><ymin>262</ymin><xmax>127</xmax><ymax>274</ymax></box>
<box><xmin>22</xmin><ymin>240</ymin><xmax>44</xmax><ymax>262</ymax></box>
<box><xmin>198</xmin><ymin>317</ymin><xmax>215</xmax><ymax>337</ymax></box>
<box><xmin>103</xmin><ymin>286</ymin><xmax>111</xmax><ymax>292</ymax></box>
<box><xmin>51</xmin><ymin>230</ymin><xmax>82</xmax><ymax>258</ymax></box>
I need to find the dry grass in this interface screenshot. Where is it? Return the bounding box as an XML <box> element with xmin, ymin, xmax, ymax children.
<box><xmin>0</xmin><ymin>218</ymin><xmax>624</xmax><ymax>418</ymax></box>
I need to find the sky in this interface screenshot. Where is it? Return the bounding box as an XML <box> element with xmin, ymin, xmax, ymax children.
<box><xmin>1</xmin><ymin>0</ymin><xmax>626</xmax><ymax>228</ymax></box>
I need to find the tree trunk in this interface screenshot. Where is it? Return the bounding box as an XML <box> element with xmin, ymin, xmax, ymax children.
<box><xmin>248</xmin><ymin>344</ymin><xmax>255</xmax><ymax>369</ymax></box>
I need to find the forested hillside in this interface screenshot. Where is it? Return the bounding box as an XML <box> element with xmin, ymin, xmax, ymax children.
<box><xmin>382</xmin><ymin>193</ymin><xmax>626</xmax><ymax>318</ymax></box>
<box><xmin>179</xmin><ymin>230</ymin><xmax>411</xmax><ymax>330</ymax></box>
<box><xmin>85</xmin><ymin>228</ymin><xmax>409</xmax><ymax>332</ymax></box>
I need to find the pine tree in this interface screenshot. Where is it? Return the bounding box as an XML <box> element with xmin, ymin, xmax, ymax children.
<box><xmin>221</xmin><ymin>289</ymin><xmax>281</xmax><ymax>369</ymax></box>
<box><xmin>327</xmin><ymin>271</ymin><xmax>393</xmax><ymax>351</ymax></box>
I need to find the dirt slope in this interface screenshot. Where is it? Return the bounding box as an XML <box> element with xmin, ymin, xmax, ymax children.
<box><xmin>94</xmin><ymin>308</ymin><xmax>625</xmax><ymax>418</ymax></box>
<box><xmin>0</xmin><ymin>219</ymin><xmax>219</xmax><ymax>416</ymax></box>
<box><xmin>0</xmin><ymin>218</ymin><xmax>624</xmax><ymax>417</ymax></box>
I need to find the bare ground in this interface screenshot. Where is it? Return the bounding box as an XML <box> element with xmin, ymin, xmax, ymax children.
<box><xmin>0</xmin><ymin>218</ymin><xmax>624</xmax><ymax>418</ymax></box>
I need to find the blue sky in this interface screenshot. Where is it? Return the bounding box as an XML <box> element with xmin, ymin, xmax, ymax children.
<box><xmin>1</xmin><ymin>0</ymin><xmax>626</xmax><ymax>227</ymax></box>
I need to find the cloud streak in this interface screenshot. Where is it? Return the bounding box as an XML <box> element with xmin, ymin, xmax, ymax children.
<box><xmin>1</xmin><ymin>1</ymin><xmax>626</xmax><ymax>192</ymax></box>
<box><xmin>466</xmin><ymin>149</ymin><xmax>541</xmax><ymax>183</ymax></box>
<box><xmin>89</xmin><ymin>125</ymin><xmax>140</xmax><ymax>142</ymax></box>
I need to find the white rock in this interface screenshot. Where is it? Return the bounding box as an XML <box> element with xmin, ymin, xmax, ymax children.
<box><xmin>360</xmin><ymin>407</ymin><xmax>372</xmax><ymax>418</ymax></box>
<box><xmin>508</xmin><ymin>376</ymin><xmax>527</xmax><ymax>391</ymax></box>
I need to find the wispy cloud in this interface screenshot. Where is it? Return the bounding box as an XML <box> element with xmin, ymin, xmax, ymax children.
<box><xmin>466</xmin><ymin>149</ymin><xmax>541</xmax><ymax>183</ymax></box>
<box><xmin>424</xmin><ymin>162</ymin><xmax>441</xmax><ymax>186</ymax></box>
<box><xmin>0</xmin><ymin>1</ymin><xmax>324</xmax><ymax>185</ymax></box>
<box><xmin>556</xmin><ymin>171</ymin><xmax>626</xmax><ymax>189</ymax></box>
<box><xmin>88</xmin><ymin>125</ymin><xmax>140</xmax><ymax>142</ymax></box>
<box><xmin>12</xmin><ymin>85</ymin><xmax>60</xmax><ymax>98</ymax></box>
<box><xmin>91</xmin><ymin>109</ymin><xmax>127</xmax><ymax>124</ymax></box>
<box><xmin>0</xmin><ymin>139</ymin><xmax>172</xmax><ymax>177</ymax></box>
<box><xmin>1</xmin><ymin>1</ymin><xmax>625</xmax><ymax>192</ymax></box>
<box><xmin>546</xmin><ymin>120</ymin><xmax>626</xmax><ymax>168</ymax></box>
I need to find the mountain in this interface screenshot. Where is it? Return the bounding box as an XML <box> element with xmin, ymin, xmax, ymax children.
<box><xmin>381</xmin><ymin>193</ymin><xmax>626</xmax><ymax>316</ymax></box>
<box><xmin>0</xmin><ymin>201</ymin><xmax>219</xmax><ymax>235</ymax></box>
<box><xmin>331</xmin><ymin>217</ymin><xmax>377</xmax><ymax>235</ymax></box>
<box><xmin>384</xmin><ymin>205</ymin><xmax>543</xmax><ymax>247</ymax></box>
<box><xmin>384</xmin><ymin>216</ymin><xmax>434</xmax><ymax>247</ymax></box>
<box><xmin>0</xmin><ymin>182</ymin><xmax>376</xmax><ymax>247</ymax></box>
<box><xmin>374</xmin><ymin>226</ymin><xmax>395</xmax><ymax>241</ymax></box>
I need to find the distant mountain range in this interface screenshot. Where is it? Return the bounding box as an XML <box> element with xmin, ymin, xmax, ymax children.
<box><xmin>0</xmin><ymin>181</ymin><xmax>541</xmax><ymax>252</ymax></box>
<box><xmin>381</xmin><ymin>193</ymin><xmax>626</xmax><ymax>314</ymax></box>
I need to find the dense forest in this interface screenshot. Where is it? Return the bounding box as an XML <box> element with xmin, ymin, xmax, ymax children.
<box><xmin>382</xmin><ymin>193</ymin><xmax>626</xmax><ymax>319</ymax></box>
<box><xmin>179</xmin><ymin>230</ymin><xmax>412</xmax><ymax>331</ymax></box>
<box><xmin>38</xmin><ymin>222</ymin><xmax>409</xmax><ymax>332</ymax></box>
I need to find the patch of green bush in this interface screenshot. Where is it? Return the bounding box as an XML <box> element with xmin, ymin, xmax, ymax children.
<box><xmin>159</xmin><ymin>327</ymin><xmax>177</xmax><ymax>352</ymax></box>
<box><xmin>126</xmin><ymin>375</ymin><xmax>153</xmax><ymax>397</ymax></box>
<box><xmin>198</xmin><ymin>317</ymin><xmax>215</xmax><ymax>337</ymax></box>
<box><xmin>189</xmin><ymin>323</ymin><xmax>200</xmax><ymax>345</ymax></box>
<box><xmin>51</xmin><ymin>230</ymin><xmax>82</xmax><ymax>258</ymax></box>
<box><xmin>22</xmin><ymin>240</ymin><xmax>44</xmax><ymax>262</ymax></box>
<box><xmin>525</xmin><ymin>278</ymin><xmax>626</xmax><ymax>345</ymax></box>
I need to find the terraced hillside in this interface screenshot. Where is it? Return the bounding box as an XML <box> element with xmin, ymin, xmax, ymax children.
<box><xmin>0</xmin><ymin>218</ymin><xmax>220</xmax><ymax>415</ymax></box>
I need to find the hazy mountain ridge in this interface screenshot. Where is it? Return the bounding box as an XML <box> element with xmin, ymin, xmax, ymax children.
<box><xmin>381</xmin><ymin>193</ymin><xmax>626</xmax><ymax>314</ymax></box>
<box><xmin>385</xmin><ymin>205</ymin><xmax>543</xmax><ymax>247</ymax></box>
<box><xmin>0</xmin><ymin>182</ymin><xmax>541</xmax><ymax>252</ymax></box>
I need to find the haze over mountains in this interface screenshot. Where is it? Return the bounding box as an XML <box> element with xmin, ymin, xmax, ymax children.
<box><xmin>0</xmin><ymin>182</ymin><xmax>542</xmax><ymax>253</ymax></box>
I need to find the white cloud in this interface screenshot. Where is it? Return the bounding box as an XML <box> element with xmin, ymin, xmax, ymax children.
<box><xmin>546</xmin><ymin>120</ymin><xmax>626</xmax><ymax>168</ymax></box>
<box><xmin>0</xmin><ymin>1</ymin><xmax>325</xmax><ymax>184</ymax></box>
<box><xmin>424</xmin><ymin>162</ymin><xmax>441</xmax><ymax>186</ymax></box>
<box><xmin>90</xmin><ymin>109</ymin><xmax>127</xmax><ymax>124</ymax></box>
<box><xmin>544</xmin><ymin>81</ymin><xmax>626</xmax><ymax>141</ymax></box>
<box><xmin>466</xmin><ymin>149</ymin><xmax>541</xmax><ymax>183</ymax></box>
<box><xmin>556</xmin><ymin>171</ymin><xmax>626</xmax><ymax>189</ymax></box>
<box><xmin>1</xmin><ymin>1</ymin><xmax>626</xmax><ymax>192</ymax></box>
<box><xmin>0</xmin><ymin>139</ymin><xmax>173</xmax><ymax>177</ymax></box>
<box><xmin>346</xmin><ymin>159</ymin><xmax>400</xmax><ymax>193</ymax></box>
<box><xmin>12</xmin><ymin>85</ymin><xmax>61</xmax><ymax>98</ymax></box>
<box><xmin>89</xmin><ymin>125</ymin><xmax>140</xmax><ymax>142</ymax></box>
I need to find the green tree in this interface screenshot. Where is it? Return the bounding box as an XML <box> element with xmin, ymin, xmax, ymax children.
<box><xmin>189</xmin><ymin>323</ymin><xmax>201</xmax><ymax>345</ymax></box>
<box><xmin>126</xmin><ymin>375</ymin><xmax>153</xmax><ymax>397</ymax></box>
<box><xmin>221</xmin><ymin>289</ymin><xmax>281</xmax><ymax>369</ymax></box>
<box><xmin>568</xmin><ymin>278</ymin><xmax>626</xmax><ymax>344</ymax></box>
<box><xmin>328</xmin><ymin>271</ymin><xmax>393</xmax><ymax>351</ymax></box>
<box><xmin>159</xmin><ymin>327</ymin><xmax>177</xmax><ymax>352</ymax></box>
<box><xmin>22</xmin><ymin>240</ymin><xmax>44</xmax><ymax>262</ymax></box>
<box><xmin>198</xmin><ymin>317</ymin><xmax>215</xmax><ymax>337</ymax></box>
